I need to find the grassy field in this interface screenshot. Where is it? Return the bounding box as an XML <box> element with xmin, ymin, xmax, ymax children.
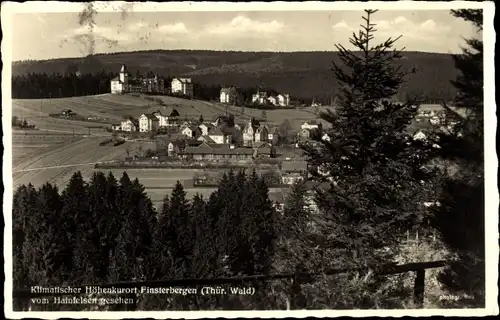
<box><xmin>12</xmin><ymin>137</ymin><xmax>143</xmax><ymax>189</ymax></box>
<box><xmin>12</xmin><ymin>93</ymin><xmax>322</xmax><ymax>131</ymax></box>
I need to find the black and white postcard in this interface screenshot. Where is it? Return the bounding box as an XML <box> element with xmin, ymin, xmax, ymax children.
<box><xmin>2</xmin><ymin>1</ymin><xmax>498</xmax><ymax>318</ymax></box>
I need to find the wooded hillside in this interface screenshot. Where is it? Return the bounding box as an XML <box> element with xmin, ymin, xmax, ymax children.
<box><xmin>12</xmin><ymin>50</ymin><xmax>458</xmax><ymax>102</ymax></box>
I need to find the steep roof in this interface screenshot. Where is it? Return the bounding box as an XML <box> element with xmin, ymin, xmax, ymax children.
<box><xmin>304</xmin><ymin>120</ymin><xmax>319</xmax><ymax>125</ymax></box>
<box><xmin>183</xmin><ymin>144</ymin><xmax>254</xmax><ymax>156</ymax></box>
<box><xmin>208</xmin><ymin>127</ymin><xmax>225</xmax><ymax>136</ymax></box>
<box><xmin>141</xmin><ymin>113</ymin><xmax>158</xmax><ymax>121</ymax></box>
<box><xmin>221</xmin><ymin>87</ymin><xmax>237</xmax><ymax>94</ymax></box>
<box><xmin>173</xmin><ymin>77</ymin><xmax>192</xmax><ymax>84</ymax></box>
<box><xmin>198</xmin><ymin>135</ymin><xmax>216</xmax><ymax>144</ymax></box>
<box><xmin>182</xmin><ymin>124</ymin><xmax>200</xmax><ymax>132</ymax></box>
<box><xmin>256</xmin><ymin>125</ymin><xmax>268</xmax><ymax>133</ymax></box>
<box><xmin>161</xmin><ymin>107</ymin><xmax>180</xmax><ymax>117</ymax></box>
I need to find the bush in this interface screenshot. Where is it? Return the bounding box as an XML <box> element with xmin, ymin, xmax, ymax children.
<box><xmin>113</xmin><ymin>140</ymin><xmax>125</xmax><ymax>147</ymax></box>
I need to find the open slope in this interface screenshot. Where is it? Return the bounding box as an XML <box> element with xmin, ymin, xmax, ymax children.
<box><xmin>12</xmin><ymin>137</ymin><xmax>143</xmax><ymax>189</ymax></box>
<box><xmin>12</xmin><ymin>93</ymin><xmax>321</xmax><ymax>130</ymax></box>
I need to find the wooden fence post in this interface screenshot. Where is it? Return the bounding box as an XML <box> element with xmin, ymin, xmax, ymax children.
<box><xmin>413</xmin><ymin>269</ymin><xmax>425</xmax><ymax>308</ymax></box>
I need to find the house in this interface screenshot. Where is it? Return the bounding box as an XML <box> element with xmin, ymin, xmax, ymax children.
<box><xmin>171</xmin><ymin>78</ymin><xmax>193</xmax><ymax>97</ymax></box>
<box><xmin>208</xmin><ymin>127</ymin><xmax>232</xmax><ymax>144</ymax></box>
<box><xmin>277</xmin><ymin>94</ymin><xmax>290</xmax><ymax>107</ymax></box>
<box><xmin>255</xmin><ymin>125</ymin><xmax>269</xmax><ymax>143</ymax></box>
<box><xmin>252</xmin><ymin>141</ymin><xmax>275</xmax><ymax>158</ymax></box>
<box><xmin>242</xmin><ymin>118</ymin><xmax>260</xmax><ymax>146</ymax></box>
<box><xmin>199</xmin><ymin>123</ymin><xmax>215</xmax><ymax>136</ymax></box>
<box><xmin>413</xmin><ymin>131</ymin><xmax>427</xmax><ymax>141</ymax></box>
<box><xmin>267</xmin><ymin>127</ymin><xmax>280</xmax><ymax>145</ymax></box>
<box><xmin>181</xmin><ymin>142</ymin><xmax>254</xmax><ymax>161</ymax></box>
<box><xmin>252</xmin><ymin>90</ymin><xmax>268</xmax><ymax>104</ymax></box>
<box><xmin>153</xmin><ymin>108</ymin><xmax>181</xmax><ymax>127</ymax></box>
<box><xmin>267</xmin><ymin>96</ymin><xmax>277</xmax><ymax>106</ymax></box>
<box><xmin>121</xmin><ymin>117</ymin><xmax>138</xmax><ymax>132</ymax></box>
<box><xmin>220</xmin><ymin>87</ymin><xmax>239</xmax><ymax>104</ymax></box>
<box><xmin>166</xmin><ymin>140</ymin><xmax>187</xmax><ymax>157</ymax></box>
<box><xmin>110</xmin><ymin>64</ymin><xmax>129</xmax><ymax>94</ymax></box>
<box><xmin>111</xmin><ymin>123</ymin><xmax>121</xmax><ymax>131</ymax></box>
<box><xmin>212</xmin><ymin>115</ymin><xmax>236</xmax><ymax>127</ymax></box>
<box><xmin>298</xmin><ymin>128</ymin><xmax>311</xmax><ymax>140</ymax></box>
<box><xmin>301</xmin><ymin>120</ymin><xmax>322</xmax><ymax>130</ymax></box>
<box><xmin>156</xmin><ymin>135</ymin><xmax>186</xmax><ymax>156</ymax></box>
<box><xmin>139</xmin><ymin>113</ymin><xmax>160</xmax><ymax>132</ymax></box>
<box><xmin>281</xmin><ymin>160</ymin><xmax>308</xmax><ymax>185</ymax></box>
<box><xmin>429</xmin><ymin>117</ymin><xmax>441</xmax><ymax>125</ymax></box>
<box><xmin>234</xmin><ymin>122</ymin><xmax>246</xmax><ymax>131</ymax></box>
<box><xmin>181</xmin><ymin>125</ymin><xmax>202</xmax><ymax>139</ymax></box>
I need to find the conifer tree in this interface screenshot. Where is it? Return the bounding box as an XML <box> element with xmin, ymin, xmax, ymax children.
<box><xmin>111</xmin><ymin>175</ymin><xmax>155</xmax><ymax>283</ymax></box>
<box><xmin>59</xmin><ymin>171</ymin><xmax>89</xmax><ymax>284</ymax></box>
<box><xmin>12</xmin><ymin>185</ymin><xmax>38</xmax><ymax>291</ymax></box>
<box><xmin>83</xmin><ymin>172</ymin><xmax>113</xmax><ymax>282</ymax></box>
<box><xmin>148</xmin><ymin>193</ymin><xmax>173</xmax><ymax>280</ymax></box>
<box><xmin>277</xmin><ymin>181</ymin><xmax>314</xmax><ymax>271</ymax></box>
<box><xmin>22</xmin><ymin>183</ymin><xmax>63</xmax><ymax>286</ymax></box>
<box><xmin>166</xmin><ymin>181</ymin><xmax>193</xmax><ymax>278</ymax></box>
<box><xmin>430</xmin><ymin>9</ymin><xmax>485</xmax><ymax>307</ymax></box>
<box><xmin>190</xmin><ymin>194</ymin><xmax>217</xmax><ymax>278</ymax></box>
<box><xmin>300</xmin><ymin>9</ymin><xmax>432</xmax><ymax>271</ymax></box>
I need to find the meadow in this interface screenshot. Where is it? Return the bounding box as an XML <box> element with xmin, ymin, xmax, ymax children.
<box><xmin>12</xmin><ymin>93</ymin><xmax>322</xmax><ymax>132</ymax></box>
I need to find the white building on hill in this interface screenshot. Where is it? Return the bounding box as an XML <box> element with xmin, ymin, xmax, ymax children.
<box><xmin>171</xmin><ymin>78</ymin><xmax>194</xmax><ymax>97</ymax></box>
<box><xmin>277</xmin><ymin>94</ymin><xmax>290</xmax><ymax>106</ymax></box>
<box><xmin>121</xmin><ymin>117</ymin><xmax>138</xmax><ymax>132</ymax></box>
<box><xmin>111</xmin><ymin>64</ymin><xmax>129</xmax><ymax>94</ymax></box>
<box><xmin>139</xmin><ymin>114</ymin><xmax>159</xmax><ymax>132</ymax></box>
<box><xmin>220</xmin><ymin>87</ymin><xmax>239</xmax><ymax>104</ymax></box>
<box><xmin>252</xmin><ymin>90</ymin><xmax>268</xmax><ymax>104</ymax></box>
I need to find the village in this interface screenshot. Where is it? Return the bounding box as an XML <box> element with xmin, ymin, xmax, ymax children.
<box><xmin>90</xmin><ymin>63</ymin><xmax>455</xmax><ymax>206</ymax></box>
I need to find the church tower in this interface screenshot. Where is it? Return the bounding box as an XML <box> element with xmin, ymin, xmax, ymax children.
<box><xmin>119</xmin><ymin>64</ymin><xmax>129</xmax><ymax>85</ymax></box>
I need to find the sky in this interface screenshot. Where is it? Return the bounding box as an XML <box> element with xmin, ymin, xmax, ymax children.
<box><xmin>10</xmin><ymin>5</ymin><xmax>481</xmax><ymax>61</ymax></box>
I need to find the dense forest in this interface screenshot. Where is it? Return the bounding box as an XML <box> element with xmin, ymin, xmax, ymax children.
<box><xmin>12</xmin><ymin>50</ymin><xmax>458</xmax><ymax>103</ymax></box>
<box><xmin>13</xmin><ymin>170</ymin><xmax>315</xmax><ymax>311</ymax></box>
<box><xmin>11</xmin><ymin>71</ymin><xmax>116</xmax><ymax>99</ymax></box>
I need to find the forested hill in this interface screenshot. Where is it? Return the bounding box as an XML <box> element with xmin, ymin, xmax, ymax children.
<box><xmin>12</xmin><ymin>50</ymin><xmax>458</xmax><ymax>102</ymax></box>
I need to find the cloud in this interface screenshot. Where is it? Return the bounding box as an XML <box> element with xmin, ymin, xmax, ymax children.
<box><xmin>63</xmin><ymin>25</ymin><xmax>129</xmax><ymax>43</ymax></box>
<box><xmin>332</xmin><ymin>16</ymin><xmax>451</xmax><ymax>41</ymax></box>
<box><xmin>206</xmin><ymin>16</ymin><xmax>284</xmax><ymax>35</ymax></box>
<box><xmin>332</xmin><ymin>20</ymin><xmax>351</xmax><ymax>31</ymax></box>
<box><xmin>158</xmin><ymin>22</ymin><xmax>189</xmax><ymax>34</ymax></box>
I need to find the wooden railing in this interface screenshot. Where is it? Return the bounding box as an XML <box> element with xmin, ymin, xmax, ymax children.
<box><xmin>12</xmin><ymin>260</ymin><xmax>447</xmax><ymax>310</ymax></box>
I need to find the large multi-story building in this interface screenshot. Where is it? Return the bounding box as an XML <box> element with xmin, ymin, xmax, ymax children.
<box><xmin>111</xmin><ymin>64</ymin><xmax>165</xmax><ymax>94</ymax></box>
<box><xmin>171</xmin><ymin>78</ymin><xmax>194</xmax><ymax>97</ymax></box>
